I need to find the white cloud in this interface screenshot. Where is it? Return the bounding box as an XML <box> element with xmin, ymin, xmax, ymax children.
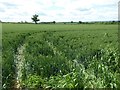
<box><xmin>0</xmin><ymin>0</ymin><xmax>119</xmax><ymax>22</ymax></box>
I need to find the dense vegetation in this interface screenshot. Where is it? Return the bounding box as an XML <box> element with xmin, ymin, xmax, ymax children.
<box><xmin>2</xmin><ymin>23</ymin><xmax>120</xmax><ymax>89</ymax></box>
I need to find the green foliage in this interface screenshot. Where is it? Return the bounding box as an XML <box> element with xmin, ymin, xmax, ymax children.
<box><xmin>22</xmin><ymin>30</ymin><xmax>119</xmax><ymax>88</ymax></box>
<box><xmin>2</xmin><ymin>23</ymin><xmax>119</xmax><ymax>89</ymax></box>
<box><xmin>31</xmin><ymin>14</ymin><xmax>40</xmax><ymax>24</ymax></box>
<box><xmin>2</xmin><ymin>32</ymin><xmax>30</xmax><ymax>89</ymax></box>
<box><xmin>22</xmin><ymin>74</ymin><xmax>44</xmax><ymax>89</ymax></box>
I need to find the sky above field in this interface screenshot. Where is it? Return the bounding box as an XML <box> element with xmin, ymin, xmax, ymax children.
<box><xmin>0</xmin><ymin>0</ymin><xmax>119</xmax><ymax>22</ymax></box>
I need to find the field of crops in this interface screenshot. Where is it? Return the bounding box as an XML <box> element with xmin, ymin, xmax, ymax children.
<box><xmin>2</xmin><ymin>23</ymin><xmax>120</xmax><ymax>89</ymax></box>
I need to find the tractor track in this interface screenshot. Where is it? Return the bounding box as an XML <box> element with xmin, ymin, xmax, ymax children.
<box><xmin>14</xmin><ymin>43</ymin><xmax>26</xmax><ymax>89</ymax></box>
<box><xmin>13</xmin><ymin>33</ymin><xmax>32</xmax><ymax>89</ymax></box>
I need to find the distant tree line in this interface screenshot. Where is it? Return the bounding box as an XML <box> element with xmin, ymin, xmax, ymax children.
<box><xmin>2</xmin><ymin>21</ymin><xmax>120</xmax><ymax>24</ymax></box>
<box><xmin>1</xmin><ymin>13</ymin><xmax>120</xmax><ymax>25</ymax></box>
<box><xmin>40</xmin><ymin>21</ymin><xmax>56</xmax><ymax>24</ymax></box>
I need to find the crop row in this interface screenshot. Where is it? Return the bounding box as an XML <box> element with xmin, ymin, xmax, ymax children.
<box><xmin>20</xmin><ymin>31</ymin><xmax>120</xmax><ymax>89</ymax></box>
<box><xmin>2</xmin><ymin>32</ymin><xmax>30</xmax><ymax>89</ymax></box>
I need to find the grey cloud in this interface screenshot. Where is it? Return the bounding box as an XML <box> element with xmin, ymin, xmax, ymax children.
<box><xmin>2</xmin><ymin>2</ymin><xmax>15</xmax><ymax>6</ymax></box>
<box><xmin>76</xmin><ymin>8</ymin><xmax>91</xmax><ymax>11</ymax></box>
<box><xmin>1</xmin><ymin>2</ymin><xmax>18</xmax><ymax>9</ymax></box>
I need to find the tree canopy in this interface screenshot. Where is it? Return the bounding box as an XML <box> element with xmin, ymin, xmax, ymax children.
<box><xmin>31</xmin><ymin>14</ymin><xmax>40</xmax><ymax>24</ymax></box>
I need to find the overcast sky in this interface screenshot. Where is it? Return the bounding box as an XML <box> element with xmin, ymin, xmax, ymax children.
<box><xmin>0</xmin><ymin>0</ymin><xmax>119</xmax><ymax>22</ymax></box>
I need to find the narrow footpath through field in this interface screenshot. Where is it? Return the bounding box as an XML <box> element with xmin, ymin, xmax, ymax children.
<box><xmin>14</xmin><ymin>43</ymin><xmax>26</xmax><ymax>89</ymax></box>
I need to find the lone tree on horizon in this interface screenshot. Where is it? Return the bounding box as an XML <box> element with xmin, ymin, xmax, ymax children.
<box><xmin>79</xmin><ymin>21</ymin><xmax>82</xmax><ymax>24</ymax></box>
<box><xmin>71</xmin><ymin>21</ymin><xmax>73</xmax><ymax>23</ymax></box>
<box><xmin>31</xmin><ymin>14</ymin><xmax>40</xmax><ymax>24</ymax></box>
<box><xmin>53</xmin><ymin>21</ymin><xmax>56</xmax><ymax>24</ymax></box>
